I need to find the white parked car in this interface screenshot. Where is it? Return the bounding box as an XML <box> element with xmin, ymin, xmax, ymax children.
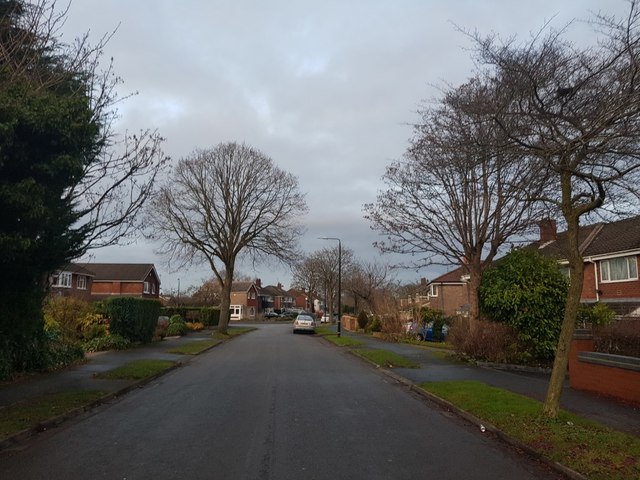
<box><xmin>293</xmin><ymin>313</ymin><xmax>316</xmax><ymax>334</ymax></box>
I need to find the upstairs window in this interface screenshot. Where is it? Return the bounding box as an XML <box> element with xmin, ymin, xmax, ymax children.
<box><xmin>144</xmin><ymin>281</ymin><xmax>151</xmax><ymax>294</ymax></box>
<box><xmin>54</xmin><ymin>272</ymin><xmax>72</xmax><ymax>288</ymax></box>
<box><xmin>600</xmin><ymin>255</ymin><xmax>638</xmax><ymax>282</ymax></box>
<box><xmin>429</xmin><ymin>284</ymin><xmax>438</xmax><ymax>297</ymax></box>
<box><xmin>77</xmin><ymin>275</ymin><xmax>87</xmax><ymax>290</ymax></box>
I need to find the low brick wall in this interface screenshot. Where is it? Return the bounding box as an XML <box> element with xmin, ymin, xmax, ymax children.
<box><xmin>569</xmin><ymin>331</ymin><xmax>640</xmax><ymax>406</ymax></box>
<box><xmin>340</xmin><ymin>315</ymin><xmax>357</xmax><ymax>331</ymax></box>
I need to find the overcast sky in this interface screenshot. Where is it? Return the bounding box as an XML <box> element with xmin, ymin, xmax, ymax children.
<box><xmin>60</xmin><ymin>0</ymin><xmax>627</xmax><ymax>293</ymax></box>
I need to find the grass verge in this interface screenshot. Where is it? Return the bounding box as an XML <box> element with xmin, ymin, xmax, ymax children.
<box><xmin>419</xmin><ymin>380</ymin><xmax>640</xmax><ymax>480</ymax></box>
<box><xmin>95</xmin><ymin>359</ymin><xmax>176</xmax><ymax>380</ymax></box>
<box><xmin>0</xmin><ymin>390</ymin><xmax>106</xmax><ymax>439</ymax></box>
<box><xmin>211</xmin><ymin>326</ymin><xmax>256</xmax><ymax>340</ymax></box>
<box><xmin>167</xmin><ymin>339</ymin><xmax>221</xmax><ymax>355</ymax></box>
<box><xmin>353</xmin><ymin>348</ymin><xmax>419</xmax><ymax>368</ymax></box>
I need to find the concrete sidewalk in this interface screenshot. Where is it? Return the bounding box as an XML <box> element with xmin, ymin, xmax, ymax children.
<box><xmin>339</xmin><ymin>329</ymin><xmax>640</xmax><ymax>437</ymax></box>
<box><xmin>0</xmin><ymin>331</ymin><xmax>215</xmax><ymax>408</ymax></box>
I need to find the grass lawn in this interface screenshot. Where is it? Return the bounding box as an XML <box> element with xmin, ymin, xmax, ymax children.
<box><xmin>95</xmin><ymin>359</ymin><xmax>176</xmax><ymax>380</ymax></box>
<box><xmin>353</xmin><ymin>348</ymin><xmax>419</xmax><ymax>368</ymax></box>
<box><xmin>0</xmin><ymin>390</ymin><xmax>106</xmax><ymax>439</ymax></box>
<box><xmin>167</xmin><ymin>339</ymin><xmax>221</xmax><ymax>355</ymax></box>
<box><xmin>420</xmin><ymin>380</ymin><xmax>640</xmax><ymax>480</ymax></box>
<box><xmin>211</xmin><ymin>326</ymin><xmax>256</xmax><ymax>340</ymax></box>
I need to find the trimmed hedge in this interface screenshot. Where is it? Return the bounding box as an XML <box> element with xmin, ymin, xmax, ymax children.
<box><xmin>161</xmin><ymin>306</ymin><xmax>220</xmax><ymax>326</ymax></box>
<box><xmin>105</xmin><ymin>297</ymin><xmax>161</xmax><ymax>343</ymax></box>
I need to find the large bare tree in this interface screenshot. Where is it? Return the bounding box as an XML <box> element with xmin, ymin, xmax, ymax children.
<box><xmin>149</xmin><ymin>142</ymin><xmax>307</xmax><ymax>333</ymax></box>
<box><xmin>471</xmin><ymin>1</ymin><xmax>640</xmax><ymax>417</ymax></box>
<box><xmin>344</xmin><ymin>260</ymin><xmax>393</xmax><ymax>315</ymax></box>
<box><xmin>365</xmin><ymin>76</ymin><xmax>542</xmax><ymax>321</ymax></box>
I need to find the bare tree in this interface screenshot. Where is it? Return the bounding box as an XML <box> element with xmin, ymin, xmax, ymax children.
<box><xmin>344</xmin><ymin>260</ymin><xmax>393</xmax><ymax>314</ymax></box>
<box><xmin>291</xmin><ymin>256</ymin><xmax>323</xmax><ymax>307</ymax></box>
<box><xmin>365</xmin><ymin>76</ymin><xmax>542</xmax><ymax>322</ymax></box>
<box><xmin>470</xmin><ymin>1</ymin><xmax>640</xmax><ymax>417</ymax></box>
<box><xmin>148</xmin><ymin>142</ymin><xmax>307</xmax><ymax>333</ymax></box>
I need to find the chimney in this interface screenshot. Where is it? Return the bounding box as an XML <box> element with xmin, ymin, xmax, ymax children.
<box><xmin>539</xmin><ymin>219</ymin><xmax>557</xmax><ymax>242</ymax></box>
<box><xmin>277</xmin><ymin>282</ymin><xmax>283</xmax><ymax>289</ymax></box>
<box><xmin>420</xmin><ymin>277</ymin><xmax>427</xmax><ymax>286</ymax></box>
<box><xmin>255</xmin><ymin>278</ymin><xmax>262</xmax><ymax>287</ymax></box>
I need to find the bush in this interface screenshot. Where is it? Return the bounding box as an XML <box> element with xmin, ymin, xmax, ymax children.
<box><xmin>83</xmin><ymin>334</ymin><xmax>131</xmax><ymax>352</ymax></box>
<box><xmin>43</xmin><ymin>296</ymin><xmax>93</xmax><ymax>341</ymax></box>
<box><xmin>479</xmin><ymin>248</ymin><xmax>568</xmax><ymax>360</ymax></box>
<box><xmin>420</xmin><ymin>307</ymin><xmax>449</xmax><ymax>341</ymax></box>
<box><xmin>200</xmin><ymin>307</ymin><xmax>220</xmax><ymax>326</ymax></box>
<box><xmin>576</xmin><ymin>302</ymin><xmax>615</xmax><ymax>328</ymax></box>
<box><xmin>448</xmin><ymin>317</ymin><xmax>528</xmax><ymax>364</ymax></box>
<box><xmin>169</xmin><ymin>314</ymin><xmax>184</xmax><ymax>325</ymax></box>
<box><xmin>186</xmin><ymin>322</ymin><xmax>205</xmax><ymax>331</ymax></box>
<box><xmin>166</xmin><ymin>322</ymin><xmax>187</xmax><ymax>336</ymax></box>
<box><xmin>105</xmin><ymin>297</ymin><xmax>161</xmax><ymax>343</ymax></box>
<box><xmin>357</xmin><ymin>311</ymin><xmax>369</xmax><ymax>330</ymax></box>
<box><xmin>369</xmin><ymin>316</ymin><xmax>382</xmax><ymax>332</ymax></box>
<box><xmin>42</xmin><ymin>324</ymin><xmax>85</xmax><ymax>370</ymax></box>
<box><xmin>594</xmin><ymin>318</ymin><xmax>640</xmax><ymax>357</ymax></box>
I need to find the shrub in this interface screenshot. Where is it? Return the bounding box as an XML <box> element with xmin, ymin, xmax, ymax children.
<box><xmin>479</xmin><ymin>248</ymin><xmax>568</xmax><ymax>360</ymax></box>
<box><xmin>169</xmin><ymin>314</ymin><xmax>184</xmax><ymax>325</ymax></box>
<box><xmin>200</xmin><ymin>307</ymin><xmax>220</xmax><ymax>326</ymax></box>
<box><xmin>448</xmin><ymin>317</ymin><xmax>529</xmax><ymax>364</ymax></box>
<box><xmin>83</xmin><ymin>334</ymin><xmax>131</xmax><ymax>352</ymax></box>
<box><xmin>186</xmin><ymin>321</ymin><xmax>205</xmax><ymax>331</ymax></box>
<box><xmin>576</xmin><ymin>302</ymin><xmax>615</xmax><ymax>328</ymax></box>
<box><xmin>43</xmin><ymin>296</ymin><xmax>92</xmax><ymax>341</ymax></box>
<box><xmin>166</xmin><ymin>322</ymin><xmax>187</xmax><ymax>336</ymax></box>
<box><xmin>357</xmin><ymin>311</ymin><xmax>369</xmax><ymax>330</ymax></box>
<box><xmin>369</xmin><ymin>316</ymin><xmax>382</xmax><ymax>332</ymax></box>
<box><xmin>594</xmin><ymin>318</ymin><xmax>640</xmax><ymax>357</ymax></box>
<box><xmin>105</xmin><ymin>297</ymin><xmax>161</xmax><ymax>343</ymax></box>
<box><xmin>42</xmin><ymin>324</ymin><xmax>85</xmax><ymax>370</ymax></box>
<box><xmin>420</xmin><ymin>307</ymin><xmax>449</xmax><ymax>341</ymax></box>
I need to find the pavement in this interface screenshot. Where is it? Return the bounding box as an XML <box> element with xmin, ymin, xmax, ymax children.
<box><xmin>0</xmin><ymin>325</ymin><xmax>638</xmax><ymax>451</ymax></box>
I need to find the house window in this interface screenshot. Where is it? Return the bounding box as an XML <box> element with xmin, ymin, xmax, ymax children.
<box><xmin>77</xmin><ymin>275</ymin><xmax>87</xmax><ymax>290</ymax></box>
<box><xmin>429</xmin><ymin>284</ymin><xmax>439</xmax><ymax>297</ymax></box>
<box><xmin>600</xmin><ymin>255</ymin><xmax>638</xmax><ymax>282</ymax></box>
<box><xmin>151</xmin><ymin>283</ymin><xmax>156</xmax><ymax>294</ymax></box>
<box><xmin>144</xmin><ymin>281</ymin><xmax>151</xmax><ymax>294</ymax></box>
<box><xmin>249</xmin><ymin>291</ymin><xmax>256</xmax><ymax>299</ymax></box>
<box><xmin>56</xmin><ymin>272</ymin><xmax>72</xmax><ymax>288</ymax></box>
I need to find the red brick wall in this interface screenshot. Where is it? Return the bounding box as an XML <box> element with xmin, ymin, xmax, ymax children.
<box><xmin>569</xmin><ymin>336</ymin><xmax>640</xmax><ymax>406</ymax></box>
<box><xmin>581</xmin><ymin>263</ymin><xmax>598</xmax><ymax>300</ymax></box>
<box><xmin>430</xmin><ymin>284</ymin><xmax>469</xmax><ymax>317</ymax></box>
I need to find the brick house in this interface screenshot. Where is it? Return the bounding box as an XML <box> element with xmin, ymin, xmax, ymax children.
<box><xmin>49</xmin><ymin>263</ymin><xmax>96</xmax><ymax>301</ymax></box>
<box><xmin>287</xmin><ymin>288</ymin><xmax>311</xmax><ymax>312</ymax></box>
<box><xmin>532</xmin><ymin>216</ymin><xmax>640</xmax><ymax>316</ymax></box>
<box><xmin>230</xmin><ymin>281</ymin><xmax>260</xmax><ymax>320</ymax></box>
<box><xmin>75</xmin><ymin>263</ymin><xmax>161</xmax><ymax>301</ymax></box>
<box><xmin>400</xmin><ymin>272</ymin><xmax>471</xmax><ymax>318</ymax></box>
<box><xmin>260</xmin><ymin>283</ymin><xmax>292</xmax><ymax>312</ymax></box>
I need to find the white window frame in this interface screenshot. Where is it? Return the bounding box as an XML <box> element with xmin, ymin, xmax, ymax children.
<box><xmin>600</xmin><ymin>255</ymin><xmax>638</xmax><ymax>283</ymax></box>
<box><xmin>58</xmin><ymin>272</ymin><xmax>72</xmax><ymax>288</ymax></box>
<box><xmin>151</xmin><ymin>283</ymin><xmax>156</xmax><ymax>294</ymax></box>
<box><xmin>429</xmin><ymin>284</ymin><xmax>439</xmax><ymax>297</ymax></box>
<box><xmin>77</xmin><ymin>275</ymin><xmax>87</xmax><ymax>290</ymax></box>
<box><xmin>144</xmin><ymin>281</ymin><xmax>151</xmax><ymax>294</ymax></box>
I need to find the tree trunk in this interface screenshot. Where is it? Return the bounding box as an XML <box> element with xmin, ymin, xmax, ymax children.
<box><xmin>218</xmin><ymin>268</ymin><xmax>234</xmax><ymax>334</ymax></box>
<box><xmin>543</xmin><ymin>216</ymin><xmax>584</xmax><ymax>417</ymax></box>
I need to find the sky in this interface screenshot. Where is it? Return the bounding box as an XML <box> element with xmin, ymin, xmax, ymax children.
<box><xmin>59</xmin><ymin>0</ymin><xmax>628</xmax><ymax>294</ymax></box>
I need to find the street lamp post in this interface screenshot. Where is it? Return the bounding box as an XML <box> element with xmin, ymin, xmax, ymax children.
<box><xmin>319</xmin><ymin>237</ymin><xmax>341</xmax><ymax>337</ymax></box>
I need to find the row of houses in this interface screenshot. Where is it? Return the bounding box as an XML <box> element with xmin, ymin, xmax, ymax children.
<box><xmin>401</xmin><ymin>216</ymin><xmax>640</xmax><ymax>318</ymax></box>
<box><xmin>50</xmin><ymin>263</ymin><xmax>309</xmax><ymax>320</ymax></box>
<box><xmin>230</xmin><ymin>279</ymin><xmax>311</xmax><ymax>320</ymax></box>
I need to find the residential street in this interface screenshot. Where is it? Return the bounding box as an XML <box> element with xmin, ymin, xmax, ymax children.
<box><xmin>0</xmin><ymin>325</ymin><xmax>561</xmax><ymax>480</ymax></box>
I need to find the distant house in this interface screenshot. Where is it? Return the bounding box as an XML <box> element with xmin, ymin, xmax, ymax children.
<box><xmin>49</xmin><ymin>263</ymin><xmax>96</xmax><ymax>301</ymax></box>
<box><xmin>230</xmin><ymin>280</ymin><xmax>260</xmax><ymax>320</ymax></box>
<box><xmin>531</xmin><ymin>217</ymin><xmax>640</xmax><ymax>316</ymax></box>
<box><xmin>260</xmin><ymin>283</ymin><xmax>292</xmax><ymax>312</ymax></box>
<box><xmin>76</xmin><ymin>263</ymin><xmax>161</xmax><ymax>300</ymax></box>
<box><xmin>288</xmin><ymin>288</ymin><xmax>311</xmax><ymax>312</ymax></box>
<box><xmin>423</xmin><ymin>269</ymin><xmax>471</xmax><ymax>318</ymax></box>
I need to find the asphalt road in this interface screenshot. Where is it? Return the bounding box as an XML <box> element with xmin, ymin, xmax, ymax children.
<box><xmin>0</xmin><ymin>324</ymin><xmax>561</xmax><ymax>479</ymax></box>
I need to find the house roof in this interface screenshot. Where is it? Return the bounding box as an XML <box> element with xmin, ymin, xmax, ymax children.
<box><xmin>76</xmin><ymin>263</ymin><xmax>159</xmax><ymax>283</ymax></box>
<box><xmin>260</xmin><ymin>285</ymin><xmax>287</xmax><ymax>297</ymax></box>
<box><xmin>60</xmin><ymin>263</ymin><xmax>96</xmax><ymax>277</ymax></box>
<box><xmin>532</xmin><ymin>216</ymin><xmax>640</xmax><ymax>259</ymax></box>
<box><xmin>231</xmin><ymin>281</ymin><xmax>254</xmax><ymax>293</ymax></box>
<box><xmin>429</xmin><ymin>266</ymin><xmax>469</xmax><ymax>284</ymax></box>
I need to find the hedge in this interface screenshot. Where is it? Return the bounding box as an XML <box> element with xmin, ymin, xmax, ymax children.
<box><xmin>105</xmin><ymin>297</ymin><xmax>161</xmax><ymax>343</ymax></box>
<box><xmin>161</xmin><ymin>307</ymin><xmax>220</xmax><ymax>326</ymax></box>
